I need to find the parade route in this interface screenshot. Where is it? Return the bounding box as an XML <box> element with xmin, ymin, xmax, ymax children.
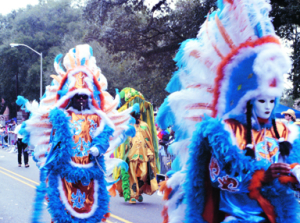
<box><xmin>0</xmin><ymin>149</ymin><xmax>165</xmax><ymax>223</ymax></box>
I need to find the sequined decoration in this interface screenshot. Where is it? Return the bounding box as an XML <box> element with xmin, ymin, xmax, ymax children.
<box><xmin>72</xmin><ymin>119</ymin><xmax>84</xmax><ymax>135</ymax></box>
<box><xmin>88</xmin><ymin>118</ymin><xmax>97</xmax><ymax>138</ymax></box>
<box><xmin>71</xmin><ymin>189</ymin><xmax>86</xmax><ymax>209</ymax></box>
<box><xmin>72</xmin><ymin>139</ymin><xmax>91</xmax><ymax>157</ymax></box>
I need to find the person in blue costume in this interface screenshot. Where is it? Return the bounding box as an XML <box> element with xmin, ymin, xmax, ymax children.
<box><xmin>190</xmin><ymin>96</ymin><xmax>300</xmax><ymax>223</ymax></box>
<box><xmin>156</xmin><ymin>0</ymin><xmax>300</xmax><ymax>222</ymax></box>
<box><xmin>16</xmin><ymin>44</ymin><xmax>136</xmax><ymax>223</ymax></box>
<box><xmin>182</xmin><ymin>3</ymin><xmax>300</xmax><ymax>223</ymax></box>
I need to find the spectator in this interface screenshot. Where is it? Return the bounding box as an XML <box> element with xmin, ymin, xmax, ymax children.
<box><xmin>10</xmin><ymin>119</ymin><xmax>17</xmax><ymax>131</ymax></box>
<box><xmin>0</xmin><ymin>126</ymin><xmax>6</xmax><ymax>146</ymax></box>
<box><xmin>158</xmin><ymin>127</ymin><xmax>174</xmax><ymax>174</ymax></box>
<box><xmin>281</xmin><ymin>109</ymin><xmax>296</xmax><ymax>124</ymax></box>
<box><xmin>14</xmin><ymin>119</ymin><xmax>29</xmax><ymax>167</ymax></box>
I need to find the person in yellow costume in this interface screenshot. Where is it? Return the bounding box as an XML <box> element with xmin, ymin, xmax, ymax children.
<box><xmin>125</xmin><ymin>110</ymin><xmax>158</xmax><ymax>203</ymax></box>
<box><xmin>113</xmin><ymin>87</ymin><xmax>160</xmax><ymax>203</ymax></box>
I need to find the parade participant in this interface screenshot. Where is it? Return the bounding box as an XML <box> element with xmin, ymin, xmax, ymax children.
<box><xmin>157</xmin><ymin>0</ymin><xmax>300</xmax><ymax>222</ymax></box>
<box><xmin>281</xmin><ymin>109</ymin><xmax>296</xmax><ymax>124</ymax></box>
<box><xmin>16</xmin><ymin>44</ymin><xmax>135</xmax><ymax>223</ymax></box>
<box><xmin>126</xmin><ymin>110</ymin><xmax>158</xmax><ymax>203</ymax></box>
<box><xmin>14</xmin><ymin>118</ymin><xmax>29</xmax><ymax>167</ymax></box>
<box><xmin>114</xmin><ymin>87</ymin><xmax>159</xmax><ymax>203</ymax></box>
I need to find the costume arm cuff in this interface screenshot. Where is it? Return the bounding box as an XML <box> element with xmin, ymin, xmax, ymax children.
<box><xmin>91</xmin><ymin>125</ymin><xmax>114</xmax><ymax>154</ymax></box>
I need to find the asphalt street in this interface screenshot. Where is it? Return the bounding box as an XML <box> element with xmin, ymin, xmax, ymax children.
<box><xmin>0</xmin><ymin>148</ymin><xmax>165</xmax><ymax>223</ymax></box>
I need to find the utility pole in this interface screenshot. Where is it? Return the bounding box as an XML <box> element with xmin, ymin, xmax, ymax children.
<box><xmin>15</xmin><ymin>60</ymin><xmax>19</xmax><ymax>118</ymax></box>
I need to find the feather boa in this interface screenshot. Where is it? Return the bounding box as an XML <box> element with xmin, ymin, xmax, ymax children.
<box><xmin>32</xmin><ymin>108</ymin><xmax>113</xmax><ymax>223</ymax></box>
<box><xmin>121</xmin><ymin>168</ymin><xmax>130</xmax><ymax>202</ymax></box>
<box><xmin>16</xmin><ymin>95</ymin><xmax>29</xmax><ymax>112</ymax></box>
<box><xmin>31</xmin><ymin>173</ymin><xmax>47</xmax><ymax>223</ymax></box>
<box><xmin>184</xmin><ymin>116</ymin><xmax>300</xmax><ymax>223</ymax></box>
<box><xmin>287</xmin><ymin>128</ymin><xmax>300</xmax><ymax>164</ymax></box>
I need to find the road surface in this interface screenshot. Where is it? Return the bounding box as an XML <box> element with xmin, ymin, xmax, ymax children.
<box><xmin>0</xmin><ymin>148</ymin><xmax>165</xmax><ymax>223</ymax></box>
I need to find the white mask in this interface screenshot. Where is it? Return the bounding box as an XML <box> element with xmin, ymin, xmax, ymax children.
<box><xmin>253</xmin><ymin>96</ymin><xmax>275</xmax><ymax>119</ymax></box>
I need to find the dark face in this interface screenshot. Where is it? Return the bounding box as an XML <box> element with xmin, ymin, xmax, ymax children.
<box><xmin>131</xmin><ymin>112</ymin><xmax>140</xmax><ymax>124</ymax></box>
<box><xmin>71</xmin><ymin>94</ymin><xmax>89</xmax><ymax>111</ymax></box>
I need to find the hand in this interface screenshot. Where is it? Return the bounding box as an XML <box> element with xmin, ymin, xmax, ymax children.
<box><xmin>89</xmin><ymin>146</ymin><xmax>99</xmax><ymax>157</ymax></box>
<box><xmin>264</xmin><ymin>163</ymin><xmax>291</xmax><ymax>183</ymax></box>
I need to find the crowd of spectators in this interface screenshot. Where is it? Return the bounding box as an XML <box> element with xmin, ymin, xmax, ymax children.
<box><xmin>0</xmin><ymin>118</ymin><xmax>18</xmax><ymax>145</ymax></box>
<box><xmin>0</xmin><ymin>105</ymin><xmax>30</xmax><ymax>168</ymax></box>
<box><xmin>154</xmin><ymin>111</ymin><xmax>175</xmax><ymax>176</ymax></box>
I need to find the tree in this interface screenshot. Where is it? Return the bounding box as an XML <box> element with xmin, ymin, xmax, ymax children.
<box><xmin>84</xmin><ymin>0</ymin><xmax>300</xmax><ymax>106</ymax></box>
<box><xmin>270</xmin><ymin>0</ymin><xmax>300</xmax><ymax>100</ymax></box>
<box><xmin>0</xmin><ymin>0</ymin><xmax>88</xmax><ymax>117</ymax></box>
<box><xmin>84</xmin><ymin>0</ymin><xmax>215</xmax><ymax>105</ymax></box>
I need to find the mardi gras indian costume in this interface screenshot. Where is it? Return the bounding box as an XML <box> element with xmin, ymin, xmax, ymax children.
<box><xmin>114</xmin><ymin>88</ymin><xmax>159</xmax><ymax>203</ymax></box>
<box><xmin>157</xmin><ymin>0</ymin><xmax>300</xmax><ymax>222</ymax></box>
<box><xmin>16</xmin><ymin>44</ymin><xmax>136</xmax><ymax>223</ymax></box>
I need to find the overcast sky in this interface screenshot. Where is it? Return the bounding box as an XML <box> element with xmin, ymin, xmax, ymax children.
<box><xmin>0</xmin><ymin>0</ymin><xmax>39</xmax><ymax>15</ymax></box>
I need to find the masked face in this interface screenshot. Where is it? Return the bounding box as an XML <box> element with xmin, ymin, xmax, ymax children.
<box><xmin>71</xmin><ymin>94</ymin><xmax>89</xmax><ymax>111</ymax></box>
<box><xmin>253</xmin><ymin>96</ymin><xmax>275</xmax><ymax>119</ymax></box>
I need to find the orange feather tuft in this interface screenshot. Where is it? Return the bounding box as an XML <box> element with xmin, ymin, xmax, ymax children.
<box><xmin>290</xmin><ymin>163</ymin><xmax>299</xmax><ymax>169</ymax></box>
<box><xmin>101</xmin><ymin>212</ymin><xmax>110</xmax><ymax>222</ymax></box>
<box><xmin>162</xmin><ymin>206</ymin><xmax>169</xmax><ymax>223</ymax></box>
<box><xmin>278</xmin><ymin>163</ymin><xmax>300</xmax><ymax>184</ymax></box>
<box><xmin>279</xmin><ymin>176</ymin><xmax>298</xmax><ymax>184</ymax></box>
<box><xmin>108</xmin><ymin>183</ymin><xmax>117</xmax><ymax>197</ymax></box>
<box><xmin>248</xmin><ymin>169</ymin><xmax>276</xmax><ymax>223</ymax></box>
<box><xmin>159</xmin><ymin>181</ymin><xmax>172</xmax><ymax>201</ymax></box>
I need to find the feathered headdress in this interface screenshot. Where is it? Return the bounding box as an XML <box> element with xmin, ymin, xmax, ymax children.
<box><xmin>17</xmin><ymin>44</ymin><xmax>136</xmax><ymax>171</ymax></box>
<box><xmin>54</xmin><ymin>44</ymin><xmax>105</xmax><ymax>110</ymax></box>
<box><xmin>156</xmin><ymin>0</ymin><xmax>291</xmax><ymax>222</ymax></box>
